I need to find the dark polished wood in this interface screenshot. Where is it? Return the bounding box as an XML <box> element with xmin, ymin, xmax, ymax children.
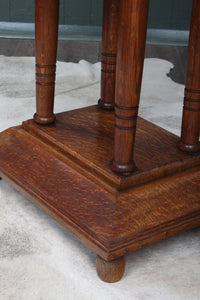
<box><xmin>0</xmin><ymin>107</ymin><xmax>199</xmax><ymax>262</ymax></box>
<box><xmin>22</xmin><ymin>106</ymin><xmax>200</xmax><ymax>191</ymax></box>
<box><xmin>178</xmin><ymin>0</ymin><xmax>200</xmax><ymax>152</ymax></box>
<box><xmin>111</xmin><ymin>0</ymin><xmax>149</xmax><ymax>174</ymax></box>
<box><xmin>0</xmin><ymin>0</ymin><xmax>199</xmax><ymax>283</ymax></box>
<box><xmin>96</xmin><ymin>255</ymin><xmax>125</xmax><ymax>282</ymax></box>
<box><xmin>98</xmin><ymin>0</ymin><xmax>119</xmax><ymax>111</ymax></box>
<box><xmin>34</xmin><ymin>0</ymin><xmax>59</xmax><ymax>124</ymax></box>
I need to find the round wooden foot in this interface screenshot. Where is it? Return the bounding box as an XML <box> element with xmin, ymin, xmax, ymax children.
<box><xmin>98</xmin><ymin>99</ymin><xmax>114</xmax><ymax>111</ymax></box>
<box><xmin>96</xmin><ymin>255</ymin><xmax>125</xmax><ymax>283</ymax></box>
<box><xmin>111</xmin><ymin>159</ymin><xmax>136</xmax><ymax>175</ymax></box>
<box><xmin>178</xmin><ymin>140</ymin><xmax>200</xmax><ymax>153</ymax></box>
<box><xmin>33</xmin><ymin>113</ymin><xmax>56</xmax><ymax>125</ymax></box>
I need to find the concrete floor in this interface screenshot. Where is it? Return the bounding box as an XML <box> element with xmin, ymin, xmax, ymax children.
<box><xmin>0</xmin><ymin>38</ymin><xmax>188</xmax><ymax>84</ymax></box>
<box><xmin>0</xmin><ymin>56</ymin><xmax>199</xmax><ymax>300</ymax></box>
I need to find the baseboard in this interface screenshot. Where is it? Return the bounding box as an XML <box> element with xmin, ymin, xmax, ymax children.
<box><xmin>0</xmin><ymin>22</ymin><xmax>189</xmax><ymax>45</ymax></box>
<box><xmin>0</xmin><ymin>22</ymin><xmax>189</xmax><ymax>84</ymax></box>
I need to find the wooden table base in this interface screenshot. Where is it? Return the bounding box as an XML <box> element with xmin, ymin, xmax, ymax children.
<box><xmin>0</xmin><ymin>105</ymin><xmax>199</xmax><ymax>282</ymax></box>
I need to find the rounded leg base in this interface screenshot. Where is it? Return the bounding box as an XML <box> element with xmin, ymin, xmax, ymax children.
<box><xmin>178</xmin><ymin>140</ymin><xmax>200</xmax><ymax>153</ymax></box>
<box><xmin>111</xmin><ymin>159</ymin><xmax>136</xmax><ymax>175</ymax></box>
<box><xmin>34</xmin><ymin>113</ymin><xmax>56</xmax><ymax>125</ymax></box>
<box><xmin>98</xmin><ymin>99</ymin><xmax>114</xmax><ymax>111</ymax></box>
<box><xmin>96</xmin><ymin>255</ymin><xmax>125</xmax><ymax>283</ymax></box>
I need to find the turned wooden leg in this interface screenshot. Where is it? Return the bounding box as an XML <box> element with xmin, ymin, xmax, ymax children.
<box><xmin>96</xmin><ymin>255</ymin><xmax>125</xmax><ymax>283</ymax></box>
<box><xmin>98</xmin><ymin>0</ymin><xmax>119</xmax><ymax>111</ymax></box>
<box><xmin>178</xmin><ymin>0</ymin><xmax>200</xmax><ymax>152</ymax></box>
<box><xmin>34</xmin><ymin>0</ymin><xmax>59</xmax><ymax>125</ymax></box>
<box><xmin>111</xmin><ymin>0</ymin><xmax>149</xmax><ymax>174</ymax></box>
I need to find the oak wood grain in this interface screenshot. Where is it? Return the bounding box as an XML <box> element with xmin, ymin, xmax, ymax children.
<box><xmin>96</xmin><ymin>255</ymin><xmax>125</xmax><ymax>282</ymax></box>
<box><xmin>0</xmin><ymin>113</ymin><xmax>199</xmax><ymax>261</ymax></box>
<box><xmin>0</xmin><ymin>0</ymin><xmax>200</xmax><ymax>283</ymax></box>
<box><xmin>179</xmin><ymin>0</ymin><xmax>200</xmax><ymax>152</ymax></box>
<box><xmin>112</xmin><ymin>0</ymin><xmax>149</xmax><ymax>173</ymax></box>
<box><xmin>34</xmin><ymin>0</ymin><xmax>59</xmax><ymax>124</ymax></box>
<box><xmin>98</xmin><ymin>0</ymin><xmax>119</xmax><ymax>111</ymax></box>
<box><xmin>23</xmin><ymin>105</ymin><xmax>200</xmax><ymax>191</ymax></box>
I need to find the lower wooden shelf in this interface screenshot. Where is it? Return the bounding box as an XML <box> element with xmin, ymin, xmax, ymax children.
<box><xmin>0</xmin><ymin>105</ymin><xmax>200</xmax><ymax>280</ymax></box>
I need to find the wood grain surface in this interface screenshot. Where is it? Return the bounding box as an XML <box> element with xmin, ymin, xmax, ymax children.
<box><xmin>34</xmin><ymin>0</ymin><xmax>59</xmax><ymax>124</ymax></box>
<box><xmin>98</xmin><ymin>0</ymin><xmax>119</xmax><ymax>111</ymax></box>
<box><xmin>23</xmin><ymin>105</ymin><xmax>200</xmax><ymax>190</ymax></box>
<box><xmin>0</xmin><ymin>0</ymin><xmax>199</xmax><ymax>283</ymax></box>
<box><xmin>0</xmin><ymin>107</ymin><xmax>199</xmax><ymax>261</ymax></box>
<box><xmin>179</xmin><ymin>0</ymin><xmax>200</xmax><ymax>152</ymax></box>
<box><xmin>112</xmin><ymin>0</ymin><xmax>149</xmax><ymax>173</ymax></box>
<box><xmin>96</xmin><ymin>255</ymin><xmax>125</xmax><ymax>282</ymax></box>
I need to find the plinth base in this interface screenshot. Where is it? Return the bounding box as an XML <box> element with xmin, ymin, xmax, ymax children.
<box><xmin>0</xmin><ymin>105</ymin><xmax>199</xmax><ymax>281</ymax></box>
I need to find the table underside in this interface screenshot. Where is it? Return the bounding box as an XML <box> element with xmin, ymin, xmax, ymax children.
<box><xmin>0</xmin><ymin>105</ymin><xmax>199</xmax><ymax>260</ymax></box>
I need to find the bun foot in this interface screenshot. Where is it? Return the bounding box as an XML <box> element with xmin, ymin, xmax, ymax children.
<box><xmin>33</xmin><ymin>113</ymin><xmax>56</xmax><ymax>125</ymax></box>
<box><xmin>178</xmin><ymin>140</ymin><xmax>200</xmax><ymax>153</ymax></box>
<box><xmin>96</xmin><ymin>255</ymin><xmax>125</xmax><ymax>283</ymax></box>
<box><xmin>98</xmin><ymin>99</ymin><xmax>114</xmax><ymax>111</ymax></box>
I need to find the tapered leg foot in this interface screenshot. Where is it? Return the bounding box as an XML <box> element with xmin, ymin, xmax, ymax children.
<box><xmin>96</xmin><ymin>255</ymin><xmax>125</xmax><ymax>283</ymax></box>
<box><xmin>178</xmin><ymin>140</ymin><xmax>200</xmax><ymax>153</ymax></box>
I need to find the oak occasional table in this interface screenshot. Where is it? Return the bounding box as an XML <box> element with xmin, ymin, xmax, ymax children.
<box><xmin>0</xmin><ymin>0</ymin><xmax>200</xmax><ymax>283</ymax></box>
